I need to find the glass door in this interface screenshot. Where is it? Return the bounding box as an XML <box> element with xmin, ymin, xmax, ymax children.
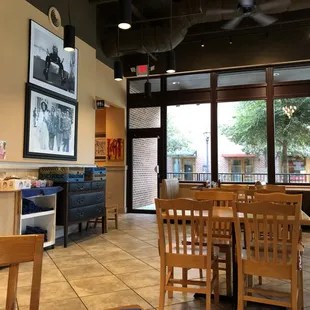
<box><xmin>127</xmin><ymin>132</ymin><xmax>161</xmax><ymax>212</ymax></box>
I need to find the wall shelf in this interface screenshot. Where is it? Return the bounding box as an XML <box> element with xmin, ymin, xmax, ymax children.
<box><xmin>21</xmin><ymin>210</ymin><xmax>55</xmax><ymax>220</ymax></box>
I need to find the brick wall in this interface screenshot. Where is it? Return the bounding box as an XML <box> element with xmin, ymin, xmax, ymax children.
<box><xmin>132</xmin><ymin>138</ymin><xmax>158</xmax><ymax>209</ymax></box>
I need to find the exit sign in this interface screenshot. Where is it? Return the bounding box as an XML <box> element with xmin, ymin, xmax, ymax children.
<box><xmin>136</xmin><ymin>65</ymin><xmax>148</xmax><ymax>76</ymax></box>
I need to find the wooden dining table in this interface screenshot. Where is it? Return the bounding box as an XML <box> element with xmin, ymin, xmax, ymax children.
<box><xmin>190</xmin><ymin>206</ymin><xmax>310</xmax><ymax>309</ymax></box>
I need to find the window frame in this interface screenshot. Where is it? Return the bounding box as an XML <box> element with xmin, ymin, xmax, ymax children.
<box><xmin>127</xmin><ymin>63</ymin><xmax>310</xmax><ymax>186</ymax></box>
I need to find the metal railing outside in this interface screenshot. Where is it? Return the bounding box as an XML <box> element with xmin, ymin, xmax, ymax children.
<box><xmin>167</xmin><ymin>172</ymin><xmax>310</xmax><ymax>183</ymax></box>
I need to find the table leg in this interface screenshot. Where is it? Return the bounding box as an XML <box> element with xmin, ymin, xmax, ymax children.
<box><xmin>232</xmin><ymin>223</ymin><xmax>238</xmax><ymax>310</ymax></box>
<box><xmin>79</xmin><ymin>223</ymin><xmax>82</xmax><ymax>232</ymax></box>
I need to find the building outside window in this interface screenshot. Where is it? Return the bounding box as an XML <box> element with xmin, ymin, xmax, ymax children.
<box><xmin>167</xmin><ymin>104</ymin><xmax>211</xmax><ymax>182</ymax></box>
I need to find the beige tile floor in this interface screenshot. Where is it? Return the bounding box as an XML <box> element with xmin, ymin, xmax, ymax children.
<box><xmin>1</xmin><ymin>213</ymin><xmax>310</xmax><ymax>309</ymax></box>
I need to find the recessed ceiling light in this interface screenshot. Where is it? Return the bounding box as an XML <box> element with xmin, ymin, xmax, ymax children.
<box><xmin>274</xmin><ymin>72</ymin><xmax>280</xmax><ymax>76</ymax></box>
<box><xmin>172</xmin><ymin>81</ymin><xmax>180</xmax><ymax>85</ymax></box>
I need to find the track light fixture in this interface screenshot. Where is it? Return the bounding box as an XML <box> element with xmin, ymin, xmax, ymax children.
<box><xmin>166</xmin><ymin>50</ymin><xmax>176</xmax><ymax>74</ymax></box>
<box><xmin>201</xmin><ymin>40</ymin><xmax>205</xmax><ymax>48</ymax></box>
<box><xmin>64</xmin><ymin>0</ymin><xmax>75</xmax><ymax>52</ymax></box>
<box><xmin>145</xmin><ymin>55</ymin><xmax>152</xmax><ymax>98</ymax></box>
<box><xmin>166</xmin><ymin>0</ymin><xmax>176</xmax><ymax>74</ymax></box>
<box><xmin>114</xmin><ymin>28</ymin><xmax>123</xmax><ymax>81</ymax></box>
<box><xmin>114</xmin><ymin>60</ymin><xmax>123</xmax><ymax>81</ymax></box>
<box><xmin>229</xmin><ymin>36</ymin><xmax>233</xmax><ymax>45</ymax></box>
<box><xmin>118</xmin><ymin>0</ymin><xmax>132</xmax><ymax>30</ymax></box>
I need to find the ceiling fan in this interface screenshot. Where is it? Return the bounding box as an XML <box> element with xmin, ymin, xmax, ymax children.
<box><xmin>217</xmin><ymin>0</ymin><xmax>291</xmax><ymax>30</ymax></box>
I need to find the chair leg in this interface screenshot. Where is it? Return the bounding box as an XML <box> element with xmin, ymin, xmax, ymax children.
<box><xmin>115</xmin><ymin>208</ymin><xmax>118</xmax><ymax>229</ymax></box>
<box><xmin>85</xmin><ymin>221</ymin><xmax>89</xmax><ymax>230</ymax></box>
<box><xmin>168</xmin><ymin>267</ymin><xmax>174</xmax><ymax>298</ymax></box>
<box><xmin>205</xmin><ymin>269</ymin><xmax>212</xmax><ymax>310</ymax></box>
<box><xmin>225</xmin><ymin>247</ymin><xmax>232</xmax><ymax>296</ymax></box>
<box><xmin>159</xmin><ymin>264</ymin><xmax>166</xmax><ymax>310</ymax></box>
<box><xmin>292</xmin><ymin>271</ymin><xmax>298</xmax><ymax>310</ymax></box>
<box><xmin>298</xmin><ymin>268</ymin><xmax>304</xmax><ymax>310</ymax></box>
<box><xmin>214</xmin><ymin>262</ymin><xmax>220</xmax><ymax>304</ymax></box>
<box><xmin>182</xmin><ymin>268</ymin><xmax>187</xmax><ymax>288</ymax></box>
<box><xmin>105</xmin><ymin>210</ymin><xmax>108</xmax><ymax>233</ymax></box>
<box><xmin>237</xmin><ymin>268</ymin><xmax>244</xmax><ymax>310</ymax></box>
<box><xmin>93</xmin><ymin>217</ymin><xmax>98</xmax><ymax>229</ymax></box>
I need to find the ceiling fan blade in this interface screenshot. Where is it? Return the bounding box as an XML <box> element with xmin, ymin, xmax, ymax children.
<box><xmin>206</xmin><ymin>9</ymin><xmax>237</xmax><ymax>15</ymax></box>
<box><xmin>251</xmin><ymin>12</ymin><xmax>277</xmax><ymax>26</ymax></box>
<box><xmin>258</xmin><ymin>0</ymin><xmax>291</xmax><ymax>12</ymax></box>
<box><xmin>240</xmin><ymin>0</ymin><xmax>255</xmax><ymax>7</ymax></box>
<box><xmin>222</xmin><ymin>16</ymin><xmax>244</xmax><ymax>30</ymax></box>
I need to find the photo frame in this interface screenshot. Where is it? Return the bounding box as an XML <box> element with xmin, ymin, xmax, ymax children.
<box><xmin>28</xmin><ymin>20</ymin><xmax>78</xmax><ymax>100</ymax></box>
<box><xmin>24</xmin><ymin>84</ymin><xmax>78</xmax><ymax>161</ymax></box>
<box><xmin>107</xmin><ymin>138</ymin><xmax>124</xmax><ymax>161</ymax></box>
<box><xmin>95</xmin><ymin>133</ymin><xmax>107</xmax><ymax>161</ymax></box>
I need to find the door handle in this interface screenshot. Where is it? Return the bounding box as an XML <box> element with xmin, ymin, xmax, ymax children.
<box><xmin>154</xmin><ymin>165</ymin><xmax>159</xmax><ymax>174</ymax></box>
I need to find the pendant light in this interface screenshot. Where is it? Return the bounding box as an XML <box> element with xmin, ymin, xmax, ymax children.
<box><xmin>118</xmin><ymin>0</ymin><xmax>132</xmax><ymax>30</ymax></box>
<box><xmin>114</xmin><ymin>28</ymin><xmax>123</xmax><ymax>81</ymax></box>
<box><xmin>166</xmin><ymin>0</ymin><xmax>176</xmax><ymax>74</ymax></box>
<box><xmin>144</xmin><ymin>55</ymin><xmax>152</xmax><ymax>98</ymax></box>
<box><xmin>64</xmin><ymin>0</ymin><xmax>75</xmax><ymax>52</ymax></box>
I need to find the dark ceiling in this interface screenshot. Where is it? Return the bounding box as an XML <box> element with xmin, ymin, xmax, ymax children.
<box><xmin>28</xmin><ymin>0</ymin><xmax>310</xmax><ymax>76</ymax></box>
<box><xmin>91</xmin><ymin>0</ymin><xmax>310</xmax><ymax>75</ymax></box>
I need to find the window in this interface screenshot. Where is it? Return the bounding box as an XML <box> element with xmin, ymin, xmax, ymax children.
<box><xmin>218</xmin><ymin>70</ymin><xmax>266</xmax><ymax>87</ymax></box>
<box><xmin>167</xmin><ymin>104</ymin><xmax>210</xmax><ymax>182</ymax></box>
<box><xmin>167</xmin><ymin>73</ymin><xmax>210</xmax><ymax>91</ymax></box>
<box><xmin>218</xmin><ymin>101</ymin><xmax>268</xmax><ymax>183</ymax></box>
<box><xmin>129</xmin><ymin>78</ymin><xmax>161</xmax><ymax>94</ymax></box>
<box><xmin>129</xmin><ymin>107</ymin><xmax>161</xmax><ymax>129</ymax></box>
<box><xmin>274</xmin><ymin>65</ymin><xmax>310</xmax><ymax>83</ymax></box>
<box><xmin>274</xmin><ymin>97</ymin><xmax>310</xmax><ymax>183</ymax></box>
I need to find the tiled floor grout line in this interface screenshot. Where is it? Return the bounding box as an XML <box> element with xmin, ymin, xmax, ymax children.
<box><xmin>71</xmin><ymin>227</ymin><xmax>156</xmax><ymax>309</ymax></box>
<box><xmin>45</xmin><ymin>241</ymin><xmax>91</xmax><ymax>310</ymax></box>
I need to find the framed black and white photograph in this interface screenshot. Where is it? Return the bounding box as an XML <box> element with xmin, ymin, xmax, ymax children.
<box><xmin>24</xmin><ymin>84</ymin><xmax>78</xmax><ymax>161</ymax></box>
<box><xmin>28</xmin><ymin>20</ymin><xmax>78</xmax><ymax>100</ymax></box>
<box><xmin>95</xmin><ymin>133</ymin><xmax>106</xmax><ymax>161</ymax></box>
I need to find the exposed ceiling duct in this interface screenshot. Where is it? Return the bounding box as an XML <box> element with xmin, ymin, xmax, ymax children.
<box><xmin>97</xmin><ymin>0</ymin><xmax>310</xmax><ymax>58</ymax></box>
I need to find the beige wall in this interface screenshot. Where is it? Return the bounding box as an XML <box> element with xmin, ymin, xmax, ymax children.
<box><xmin>95</xmin><ymin>107</ymin><xmax>126</xmax><ymax>213</ymax></box>
<box><xmin>0</xmin><ymin>0</ymin><xmax>126</xmax><ymax>167</ymax></box>
<box><xmin>96</xmin><ymin>60</ymin><xmax>127</xmax><ymax>109</ymax></box>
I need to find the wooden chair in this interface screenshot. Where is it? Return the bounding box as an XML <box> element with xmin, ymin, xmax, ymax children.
<box><xmin>233</xmin><ymin>201</ymin><xmax>303</xmax><ymax>310</ymax></box>
<box><xmin>86</xmin><ymin>204</ymin><xmax>119</xmax><ymax>233</ymax></box>
<box><xmin>264</xmin><ymin>184</ymin><xmax>286</xmax><ymax>192</ymax></box>
<box><xmin>0</xmin><ymin>235</ymin><xmax>44</xmax><ymax>310</ymax></box>
<box><xmin>254</xmin><ymin>193</ymin><xmax>303</xmax><ymax>291</ymax></box>
<box><xmin>161</xmin><ymin>179</ymin><xmax>180</xmax><ymax>199</ymax></box>
<box><xmin>194</xmin><ymin>190</ymin><xmax>235</xmax><ymax>296</ymax></box>
<box><xmin>155</xmin><ymin>198</ymin><xmax>219</xmax><ymax>310</ymax></box>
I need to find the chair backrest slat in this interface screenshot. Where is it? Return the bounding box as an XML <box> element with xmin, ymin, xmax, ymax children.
<box><xmin>0</xmin><ymin>235</ymin><xmax>44</xmax><ymax>310</ymax></box>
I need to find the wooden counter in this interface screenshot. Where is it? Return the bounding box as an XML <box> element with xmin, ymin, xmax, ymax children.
<box><xmin>0</xmin><ymin>190</ymin><xmax>21</xmax><ymax>235</ymax></box>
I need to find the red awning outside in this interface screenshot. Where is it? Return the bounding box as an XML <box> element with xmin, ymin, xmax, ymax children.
<box><xmin>222</xmin><ymin>154</ymin><xmax>256</xmax><ymax>158</ymax></box>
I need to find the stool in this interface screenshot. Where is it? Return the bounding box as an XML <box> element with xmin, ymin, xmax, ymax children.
<box><xmin>86</xmin><ymin>204</ymin><xmax>118</xmax><ymax>233</ymax></box>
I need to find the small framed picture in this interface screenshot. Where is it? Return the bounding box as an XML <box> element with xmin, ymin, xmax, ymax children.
<box><xmin>95</xmin><ymin>133</ymin><xmax>106</xmax><ymax>161</ymax></box>
<box><xmin>107</xmin><ymin>138</ymin><xmax>124</xmax><ymax>161</ymax></box>
<box><xmin>28</xmin><ymin>20</ymin><xmax>78</xmax><ymax>100</ymax></box>
<box><xmin>24</xmin><ymin>84</ymin><xmax>78</xmax><ymax>161</ymax></box>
